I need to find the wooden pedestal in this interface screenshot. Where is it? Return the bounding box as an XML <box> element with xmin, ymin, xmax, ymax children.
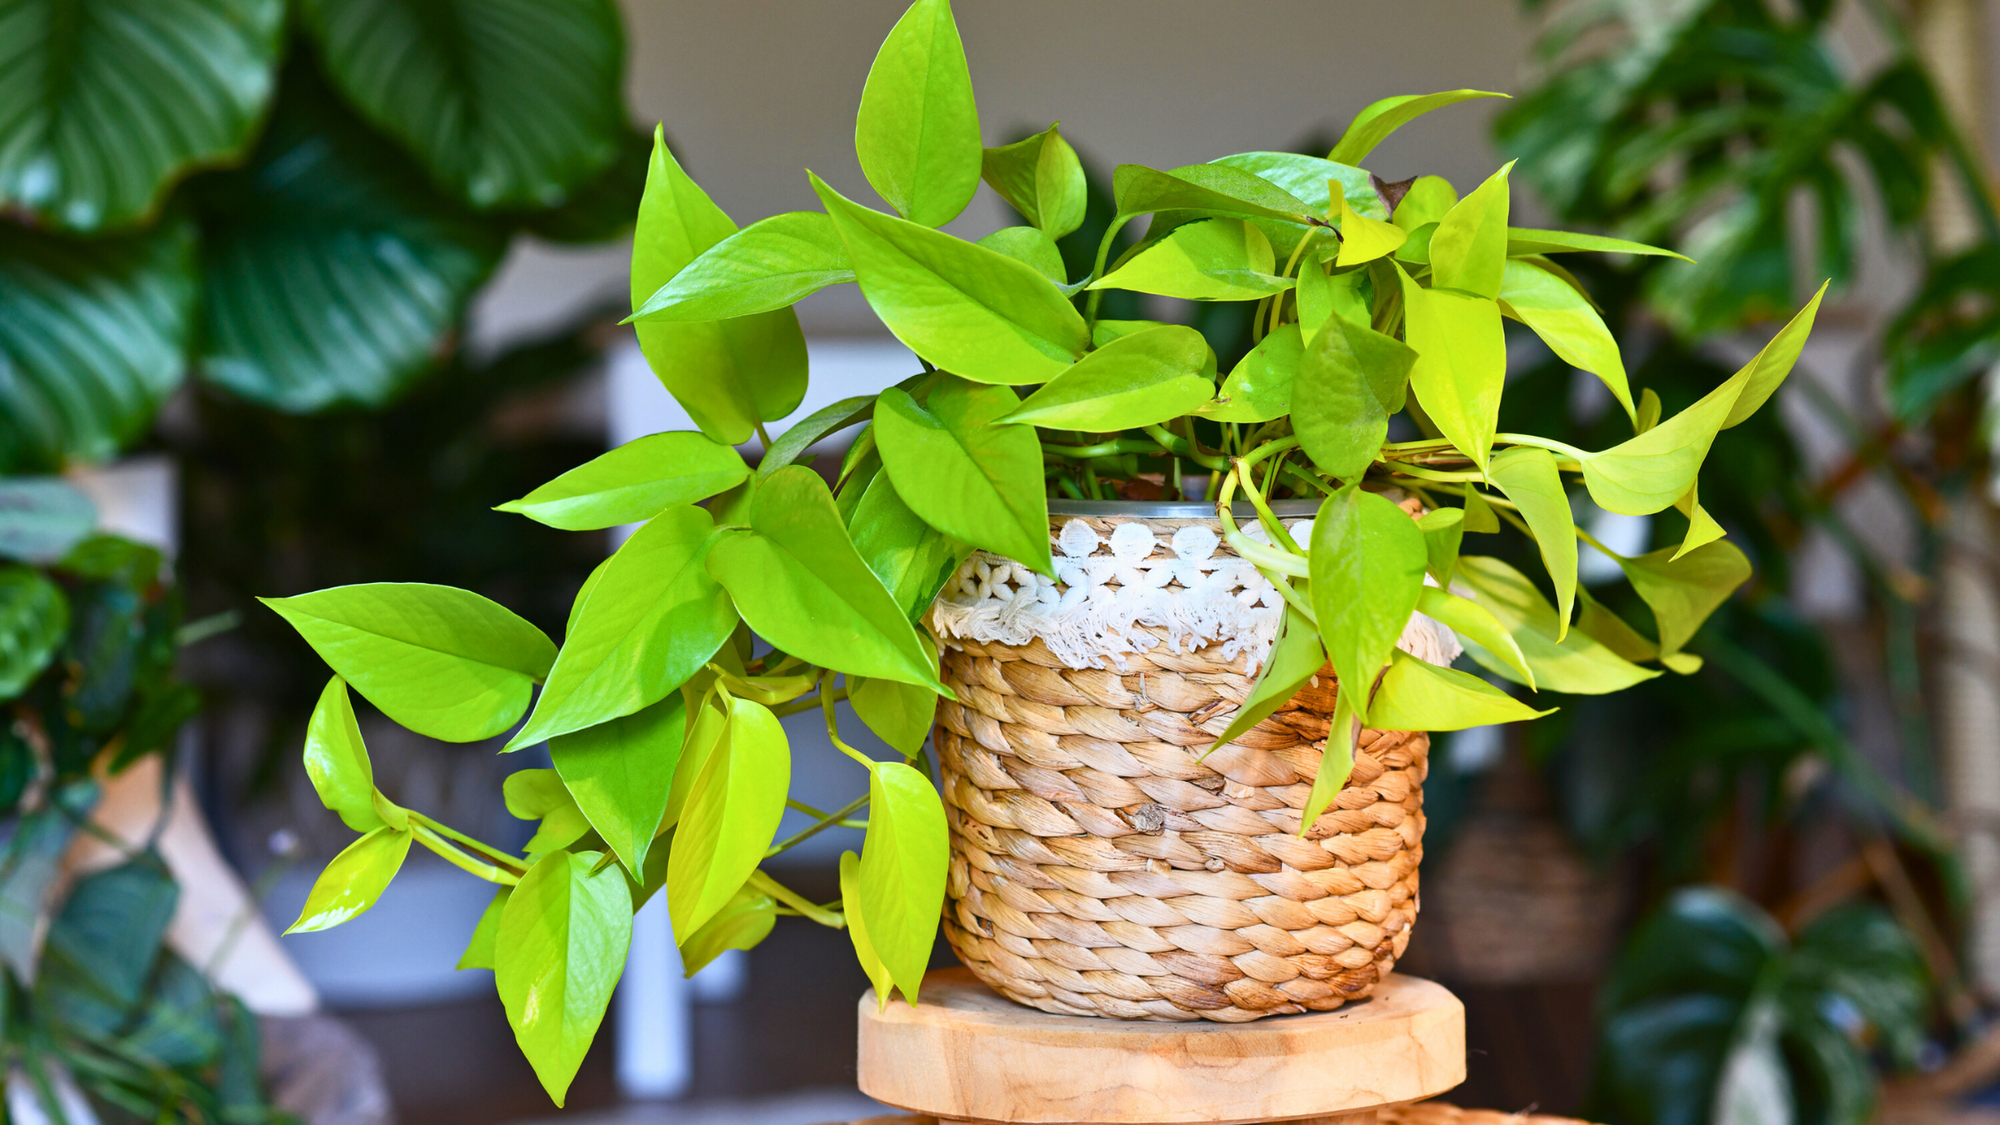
<box><xmin>857</xmin><ymin>969</ymin><xmax>1465</xmax><ymax>1125</ymax></box>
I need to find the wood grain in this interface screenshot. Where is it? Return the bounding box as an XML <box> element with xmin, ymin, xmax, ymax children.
<box><xmin>857</xmin><ymin>969</ymin><xmax>1465</xmax><ymax>1125</ymax></box>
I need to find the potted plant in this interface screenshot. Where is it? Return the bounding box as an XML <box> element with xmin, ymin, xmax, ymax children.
<box><xmin>259</xmin><ymin>0</ymin><xmax>1825</xmax><ymax>1103</ymax></box>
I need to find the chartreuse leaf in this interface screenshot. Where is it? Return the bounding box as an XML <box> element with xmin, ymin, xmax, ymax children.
<box><xmin>977</xmin><ymin>227</ymin><xmax>1069</xmax><ymax>286</ymax></box>
<box><xmin>667</xmin><ymin>696</ymin><xmax>790</xmax><ymax>938</ymax></box>
<box><xmin>263</xmin><ymin>585</ymin><xmax>556</xmax><ymax>743</ymax></box>
<box><xmin>1335</xmin><ymin>187</ymin><xmax>1407</xmax><ymax>266</ymax></box>
<box><xmin>633</xmin><ymin>128</ymin><xmax>807</xmax><ymax>445</ymax></box>
<box><xmin>1579</xmin><ymin>286</ymin><xmax>1824</xmax><ymax>514</ymax></box>
<box><xmin>876</xmin><ymin>379</ymin><xmax>1051</xmax><ymax>576</ymax></box>
<box><xmin>851</xmin><ymin>634</ymin><xmax>942</xmax><ymax>755</ymax></box>
<box><xmin>1208</xmin><ymin>603</ymin><xmax>1326</xmax><ymax>752</ymax></box>
<box><xmin>287</xmin><ymin>826</ymin><xmax>412</xmax><ymax>934</ymax></box>
<box><xmin>813</xmin><ymin>174</ymin><xmax>1087</xmax><ymax>385</ymax></box>
<box><xmin>1506</xmin><ymin>228</ymin><xmax>1689</xmax><ymax>261</ymax></box>
<box><xmin>1499</xmin><ymin>259</ymin><xmax>1634</xmax><ymax>421</ymax></box>
<box><xmin>1004</xmin><ymin>325</ymin><xmax>1215</xmax><ymax>429</ymax></box>
<box><xmin>497</xmin><ymin>432</ymin><xmax>749</xmax><ymax>530</ymax></box>
<box><xmin>303</xmin><ymin>677</ymin><xmax>390</xmax><ymax>833</ymax></box>
<box><xmin>1616</xmin><ymin>540</ymin><xmax>1751</xmax><ymax>658</ymax></box>
<box><xmin>983</xmin><ymin>124</ymin><xmax>1087</xmax><ymax>239</ymax></box>
<box><xmin>0</xmin><ymin>566</ymin><xmax>65</xmax><ymax>698</ymax></box>
<box><xmin>1456</xmin><ymin>556</ymin><xmax>1658</xmax><ymax>694</ymax></box>
<box><xmin>1309</xmin><ymin>486</ymin><xmax>1427</xmax><ymax>723</ymax></box>
<box><xmin>841</xmin><ymin>850</ymin><xmax>894</xmax><ymax>1003</ymax></box>
<box><xmin>1293</xmin><ymin>313</ymin><xmax>1418</xmax><ymax>480</ymax></box>
<box><xmin>661</xmin><ymin>693</ymin><xmax>728</xmax><ymax>832</ymax></box>
<box><xmin>1462</xmin><ymin>483</ymin><xmax>1499</xmax><ymax>533</ymax></box>
<box><xmin>849</xmin><ymin>471</ymin><xmax>969</xmax><ymax>622</ymax></box>
<box><xmin>1429</xmin><ymin>162</ymin><xmax>1512</xmax><ymax>299</ymax></box>
<box><xmin>458</xmin><ymin>889</ymin><xmax>507</xmax><ymax>971</ymax></box>
<box><xmin>504</xmin><ymin>769</ymin><xmax>592</xmax><ymax>855</ymax></box>
<box><xmin>1394</xmin><ymin>176</ymin><xmax>1458</xmax><ymax>231</ymax></box>
<box><xmin>707</xmin><ymin>467</ymin><xmax>948</xmax><ymax>690</ymax></box>
<box><xmin>1673</xmin><ymin>482</ymin><xmax>1728</xmax><ymax>559</ymax></box>
<box><xmin>496</xmin><ymin>850</ymin><xmax>633</xmax><ymax>1107</ymax></box>
<box><xmin>1416</xmin><ymin>586</ymin><xmax>1532</xmax><ymax>689</ymax></box>
<box><xmin>0</xmin><ymin>0</ymin><xmax>284</xmax><ymax>231</ymax></box>
<box><xmin>1111</xmin><ymin>163</ymin><xmax>1311</xmax><ymax>223</ymax></box>
<box><xmin>856</xmin><ymin>0</ymin><xmax>981</xmax><ymax>227</ymax></box>
<box><xmin>511</xmin><ymin>507</ymin><xmax>732</xmax><ymax>747</ymax></box>
<box><xmin>1210</xmin><ymin>153</ymin><xmax>1383</xmax><ymax>219</ymax></box>
<box><xmin>1090</xmin><ymin>219</ymin><xmax>1292</xmax><ymax>301</ymax></box>
<box><xmin>1203</xmin><ymin>324</ymin><xmax>1302</xmax><ymax>423</ymax></box>
<box><xmin>761</xmin><ymin>396</ymin><xmax>877</xmax><ymax>479</ymax></box>
<box><xmin>1485</xmin><ymin>447</ymin><xmax>1578</xmax><ymax>638</ymax></box>
<box><xmin>1329</xmin><ymin>91</ymin><xmax>1508</xmax><ymax>165</ymax></box>
<box><xmin>1300</xmin><ymin>687</ymin><xmax>1359</xmax><ymax>834</ymax></box>
<box><xmin>630</xmin><ymin>211</ymin><xmax>852</xmax><ymax>322</ymax></box>
<box><xmin>1370</xmin><ymin>650</ymin><xmax>1555</xmax><ymax>730</ymax></box>
<box><xmin>1418</xmin><ymin>508</ymin><xmax>1464</xmax><ymax>589</ymax></box>
<box><xmin>1398</xmin><ymin>264</ymin><xmax>1506</xmax><ymax>471</ymax></box>
<box><xmin>680</xmin><ymin>885</ymin><xmax>776</xmax><ymax>976</ymax></box>
<box><xmin>1093</xmin><ymin>319</ymin><xmax>1171</xmax><ymax>346</ymax></box>
<box><xmin>1576</xmin><ymin>587</ymin><xmax>1660</xmax><ymax>665</ymax></box>
<box><xmin>856</xmin><ymin>761</ymin><xmax>948</xmax><ymax>1006</ymax></box>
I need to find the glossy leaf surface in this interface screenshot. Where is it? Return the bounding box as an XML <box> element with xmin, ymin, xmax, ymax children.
<box><xmin>498</xmin><ymin>432</ymin><xmax>749</xmax><ymax>530</ymax></box>
<box><xmin>848</xmin><ymin>470</ymin><xmax>968</xmax><ymax>623</ymax></box>
<box><xmin>496</xmin><ymin>850</ymin><xmax>633</xmax><ymax>1106</ymax></box>
<box><xmin>263</xmin><ymin>583</ymin><xmax>557</xmax><ymax>743</ymax></box>
<box><xmin>876</xmin><ymin>380</ymin><xmax>1051</xmax><ymax>575</ymax></box>
<box><xmin>302</xmin><ymin>677</ymin><xmax>385</xmax><ymax>833</ymax></box>
<box><xmin>550</xmin><ymin>694</ymin><xmax>687</xmax><ymax>877</ymax></box>
<box><xmin>855</xmin><ymin>0</ymin><xmax>981</xmax><ymax>227</ymax></box>
<box><xmin>1428</xmin><ymin>163</ymin><xmax>1512</xmax><ymax>299</ymax></box>
<box><xmin>983</xmin><ymin>124</ymin><xmax>1087</xmax><ymax>238</ymax></box>
<box><xmin>1398</xmin><ymin>266</ymin><xmax>1506</xmax><ymax>470</ymax></box>
<box><xmin>1369</xmin><ymin>650</ymin><xmax>1553</xmax><ymax>730</ymax></box>
<box><xmin>1456</xmin><ymin>556</ymin><xmax>1657</xmax><ymax>694</ymax></box>
<box><xmin>1090</xmin><ymin>219</ymin><xmax>1291</xmax><ymax>301</ymax></box>
<box><xmin>1498</xmin><ymin>260</ymin><xmax>1633</xmax><ymax>420</ymax></box>
<box><xmin>855</xmin><ymin>761</ymin><xmax>947</xmax><ymax>1004</ymax></box>
<box><xmin>1327</xmin><ymin>90</ymin><xmax>1507</xmax><ymax>166</ymax></box>
<box><xmin>1203</xmin><ymin>323</ymin><xmax>1302</xmax><ymax>423</ymax></box>
<box><xmin>0</xmin><ymin>478</ymin><xmax>95</xmax><ymax>563</ymax></box>
<box><xmin>1308</xmin><ymin>487</ymin><xmax>1426</xmax><ymax>721</ymax></box>
<box><xmin>631</xmin><ymin>211</ymin><xmax>853</xmax><ymax>322</ymax></box>
<box><xmin>1293</xmin><ymin>313</ymin><xmax>1417</xmax><ymax>480</ymax></box>
<box><xmin>667</xmin><ymin>696</ymin><xmax>790</xmax><ymax>938</ymax></box>
<box><xmin>287</xmin><ymin>826</ymin><xmax>412</xmax><ymax>933</ymax></box>
<box><xmin>1485</xmin><ymin>447</ymin><xmax>1578</xmax><ymax>637</ymax></box>
<box><xmin>1004</xmin><ymin>325</ymin><xmax>1215</xmax><ymax>430</ymax></box>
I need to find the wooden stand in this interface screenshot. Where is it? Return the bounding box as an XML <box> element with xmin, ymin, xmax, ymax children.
<box><xmin>857</xmin><ymin>969</ymin><xmax>1465</xmax><ymax>1125</ymax></box>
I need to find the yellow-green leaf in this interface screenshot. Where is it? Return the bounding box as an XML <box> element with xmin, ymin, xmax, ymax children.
<box><xmin>1334</xmin><ymin>186</ymin><xmax>1407</xmax><ymax>267</ymax></box>
<box><xmin>1416</xmin><ymin>585</ymin><xmax>1532</xmax><ymax>690</ymax></box>
<box><xmin>549</xmin><ymin>693</ymin><xmax>687</xmax><ymax>878</ymax></box>
<box><xmin>1615</xmin><ymin>540</ymin><xmax>1751</xmax><ymax>657</ymax></box>
<box><xmin>1208</xmin><ymin>602</ymin><xmax>1325</xmax><ymax>753</ymax></box>
<box><xmin>1299</xmin><ymin>688</ymin><xmax>1359</xmax><ymax>835</ymax></box>
<box><xmin>1394</xmin><ymin>176</ymin><xmax>1458</xmax><ymax>232</ymax></box>
<box><xmin>495</xmin><ymin>850</ymin><xmax>632</xmax><ymax>1107</ymax></box>
<box><xmin>287</xmin><ymin>826</ymin><xmax>412</xmax><ymax>934</ymax></box>
<box><xmin>667</xmin><ymin>696</ymin><xmax>791</xmax><ymax>938</ymax></box>
<box><xmin>1499</xmin><ymin>259</ymin><xmax>1634</xmax><ymax>422</ymax></box>
<box><xmin>1308</xmin><ymin>485</ymin><xmax>1427</xmax><ymax>723</ymax></box>
<box><xmin>1202</xmin><ymin>322</ymin><xmax>1301</xmax><ymax>422</ymax></box>
<box><xmin>1090</xmin><ymin>219</ymin><xmax>1292</xmax><ymax>301</ymax></box>
<box><xmin>1398</xmin><ymin>265</ymin><xmax>1505</xmax><ymax>471</ymax></box>
<box><xmin>679</xmin><ymin>885</ymin><xmax>776</xmax><ymax>977</ymax></box>
<box><xmin>302</xmin><ymin>676</ymin><xmax>386</xmax><ymax>833</ymax></box>
<box><xmin>856</xmin><ymin>761</ymin><xmax>947</xmax><ymax>1005</ymax></box>
<box><xmin>840</xmin><ymin>850</ymin><xmax>895</xmax><ymax>1006</ymax></box>
<box><xmin>1327</xmin><ymin>91</ymin><xmax>1509</xmax><ymax>166</ymax></box>
<box><xmin>1369</xmin><ymin>650</ymin><xmax>1555</xmax><ymax>730</ymax></box>
<box><xmin>1485</xmin><ymin>446</ymin><xmax>1578</xmax><ymax>638</ymax></box>
<box><xmin>503</xmin><ymin>769</ymin><xmax>592</xmax><ymax>855</ymax></box>
<box><xmin>982</xmin><ymin>124</ymin><xmax>1087</xmax><ymax>239</ymax></box>
<box><xmin>1456</xmin><ymin>556</ymin><xmax>1658</xmax><ymax>694</ymax></box>
<box><xmin>1428</xmin><ymin>162</ymin><xmax>1512</xmax><ymax>299</ymax></box>
<box><xmin>855</xmin><ymin>0</ymin><xmax>981</xmax><ymax>228</ymax></box>
<box><xmin>1003</xmin><ymin>325</ymin><xmax>1215</xmax><ymax>430</ymax></box>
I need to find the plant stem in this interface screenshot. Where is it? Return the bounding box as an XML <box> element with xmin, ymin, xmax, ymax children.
<box><xmin>410</xmin><ymin>812</ymin><xmax>527</xmax><ymax>873</ymax></box>
<box><xmin>412</xmin><ymin>825</ymin><xmax>521</xmax><ymax>886</ymax></box>
<box><xmin>771</xmin><ymin>687</ymin><xmax>846</xmax><ymax>718</ymax></box>
<box><xmin>823</xmin><ymin>686</ymin><xmax>879</xmax><ymax>771</ymax></box>
<box><xmin>748</xmin><ymin>870</ymin><xmax>845</xmax><ymax>928</ymax></box>
<box><xmin>769</xmin><ymin>794</ymin><xmax>870</xmax><ymax>856</ymax></box>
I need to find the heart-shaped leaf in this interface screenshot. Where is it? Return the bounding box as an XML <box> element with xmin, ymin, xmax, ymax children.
<box><xmin>1003</xmin><ymin>325</ymin><xmax>1216</xmax><ymax>430</ymax></box>
<box><xmin>302</xmin><ymin>676</ymin><xmax>388</xmax><ymax>833</ymax></box>
<box><xmin>1614</xmin><ymin>540</ymin><xmax>1752</xmax><ymax>657</ymax></box>
<box><xmin>633</xmin><ymin>130</ymin><xmax>808</xmax><ymax>444</ymax></box>
<box><xmin>512</xmin><ymin>506</ymin><xmax>732</xmax><ymax>747</ymax></box>
<box><xmin>1368</xmin><ymin>650</ymin><xmax>1555</xmax><ymax>730</ymax></box>
<box><xmin>856</xmin><ymin>0</ymin><xmax>982</xmax><ymax>228</ymax></box>
<box><xmin>667</xmin><ymin>696</ymin><xmax>789</xmax><ymax>938</ymax></box>
<box><xmin>983</xmin><ymin>124</ymin><xmax>1087</xmax><ymax>239</ymax></box>
<box><xmin>300</xmin><ymin>0</ymin><xmax>626</xmax><ymax>209</ymax></box>
<box><xmin>814</xmin><ymin>175</ymin><xmax>1087</xmax><ymax>386</ymax></box>
<box><xmin>497</xmin><ymin>432</ymin><xmax>749</xmax><ymax>531</ymax></box>
<box><xmin>287</xmin><ymin>826</ymin><xmax>412</xmax><ymax>934</ymax></box>
<box><xmin>550</xmin><ymin>693</ymin><xmax>687</xmax><ymax>877</ymax></box>
<box><xmin>496</xmin><ymin>850</ymin><xmax>633</xmax><ymax>1106</ymax></box>
<box><xmin>503</xmin><ymin>769</ymin><xmax>593</xmax><ymax>855</ymax></box>
<box><xmin>1203</xmin><ymin>323</ymin><xmax>1303</xmax><ymax>423</ymax></box>
<box><xmin>875</xmin><ymin>379</ymin><xmax>1050</xmax><ymax>575</ymax></box>
<box><xmin>1397</xmin><ymin>264</ymin><xmax>1505</xmax><ymax>471</ymax></box>
<box><xmin>1090</xmin><ymin>219</ymin><xmax>1292</xmax><ymax>301</ymax></box>
<box><xmin>1428</xmin><ymin>162</ymin><xmax>1512</xmax><ymax>299</ymax></box>
<box><xmin>0</xmin><ymin>221</ymin><xmax>195</xmax><ymax>472</ymax></box>
<box><xmin>1293</xmin><ymin>313</ymin><xmax>1417</xmax><ymax>480</ymax></box>
<box><xmin>854</xmin><ymin>761</ymin><xmax>947</xmax><ymax>1005</ymax></box>
<box><xmin>1309</xmin><ymin>486</ymin><xmax>1427</xmax><ymax>722</ymax></box>
<box><xmin>0</xmin><ymin>0</ymin><xmax>284</xmax><ymax>231</ymax></box>
<box><xmin>976</xmin><ymin>227</ymin><xmax>1070</xmax><ymax>286</ymax></box>
<box><xmin>194</xmin><ymin>68</ymin><xmax>507</xmax><ymax>412</ymax></box>
<box><xmin>630</xmin><ymin>211</ymin><xmax>853</xmax><ymax>322</ymax></box>
<box><xmin>848</xmin><ymin>470</ymin><xmax>968</xmax><ymax>623</ymax></box>
<box><xmin>1485</xmin><ymin>446</ymin><xmax>1578</xmax><ymax>638</ymax></box>
<box><xmin>706</xmin><ymin>466</ymin><xmax>946</xmax><ymax>690</ymax></box>
<box><xmin>262</xmin><ymin>583</ymin><xmax>557</xmax><ymax>742</ymax></box>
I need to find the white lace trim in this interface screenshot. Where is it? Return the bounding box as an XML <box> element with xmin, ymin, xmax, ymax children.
<box><xmin>927</xmin><ymin>518</ymin><xmax>1464</xmax><ymax>674</ymax></box>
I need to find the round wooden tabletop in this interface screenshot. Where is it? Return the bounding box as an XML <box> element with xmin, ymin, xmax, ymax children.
<box><xmin>857</xmin><ymin>969</ymin><xmax>1466</xmax><ymax>1125</ymax></box>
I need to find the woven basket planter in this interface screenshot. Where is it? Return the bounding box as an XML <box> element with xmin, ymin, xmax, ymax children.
<box><xmin>926</xmin><ymin>502</ymin><xmax>1443</xmax><ymax>1023</ymax></box>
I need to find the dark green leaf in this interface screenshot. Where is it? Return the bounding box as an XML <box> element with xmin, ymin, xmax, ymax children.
<box><xmin>262</xmin><ymin>583</ymin><xmax>558</xmax><ymax>743</ymax></box>
<box><xmin>0</xmin><ymin>566</ymin><xmax>66</xmax><ymax>698</ymax></box>
<box><xmin>0</xmin><ymin>0</ymin><xmax>284</xmax><ymax>231</ymax></box>
<box><xmin>511</xmin><ymin>506</ymin><xmax>732</xmax><ymax>747</ymax></box>
<box><xmin>876</xmin><ymin>380</ymin><xmax>1050</xmax><ymax>575</ymax></box>
<box><xmin>497</xmin><ymin>432</ymin><xmax>750</xmax><ymax>530</ymax></box>
<box><xmin>0</xmin><ymin>478</ymin><xmax>95</xmax><ymax>563</ymax></box>
<box><xmin>194</xmin><ymin>67</ymin><xmax>507</xmax><ymax>411</ymax></box>
<box><xmin>122</xmin><ymin>953</ymin><xmax>223</xmax><ymax>1067</ymax></box>
<box><xmin>0</xmin><ymin>219</ymin><xmax>195</xmax><ymax>473</ymax></box>
<box><xmin>38</xmin><ymin>855</ymin><xmax>177</xmax><ymax>1037</ymax></box>
<box><xmin>0</xmin><ymin>781</ymin><xmax>94</xmax><ymax>978</ymax></box>
<box><xmin>855</xmin><ymin>0</ymin><xmax>981</xmax><ymax>228</ymax></box>
<box><xmin>300</xmin><ymin>0</ymin><xmax>626</xmax><ymax>209</ymax></box>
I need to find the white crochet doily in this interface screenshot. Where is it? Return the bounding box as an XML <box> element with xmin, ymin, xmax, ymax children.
<box><xmin>927</xmin><ymin>517</ymin><xmax>1463</xmax><ymax>674</ymax></box>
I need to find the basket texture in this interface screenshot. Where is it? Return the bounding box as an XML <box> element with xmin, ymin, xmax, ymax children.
<box><xmin>930</xmin><ymin>513</ymin><xmax>1429</xmax><ymax>1023</ymax></box>
<box><xmin>829</xmin><ymin>1103</ymin><xmax>1596</xmax><ymax>1125</ymax></box>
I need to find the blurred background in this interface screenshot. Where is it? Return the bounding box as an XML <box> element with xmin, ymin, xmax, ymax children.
<box><xmin>4</xmin><ymin>0</ymin><xmax>2000</xmax><ymax>1123</ymax></box>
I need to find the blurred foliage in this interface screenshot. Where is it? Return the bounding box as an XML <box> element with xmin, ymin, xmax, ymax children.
<box><xmin>0</xmin><ymin>487</ymin><xmax>278</xmax><ymax>1120</ymax></box>
<box><xmin>1502</xmin><ymin>0</ymin><xmax>2000</xmax><ymax>1121</ymax></box>
<box><xmin>0</xmin><ymin>0</ymin><xmax>640</xmax><ymax>472</ymax></box>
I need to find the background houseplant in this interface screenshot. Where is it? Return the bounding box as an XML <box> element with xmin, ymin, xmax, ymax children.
<box><xmin>262</xmin><ymin>0</ymin><xmax>1831</xmax><ymax>1105</ymax></box>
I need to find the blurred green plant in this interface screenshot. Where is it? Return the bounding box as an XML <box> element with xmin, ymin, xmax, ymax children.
<box><xmin>0</xmin><ymin>0</ymin><xmax>639</xmax><ymax>470</ymax></box>
<box><xmin>1596</xmin><ymin>888</ymin><xmax>1929</xmax><ymax>1125</ymax></box>
<box><xmin>0</xmin><ymin>480</ymin><xmax>281</xmax><ymax>1121</ymax></box>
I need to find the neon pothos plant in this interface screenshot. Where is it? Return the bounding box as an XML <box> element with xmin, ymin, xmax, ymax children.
<box><xmin>260</xmin><ymin>0</ymin><xmax>1826</xmax><ymax>1105</ymax></box>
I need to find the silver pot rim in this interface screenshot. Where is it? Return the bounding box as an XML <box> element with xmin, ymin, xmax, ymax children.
<box><xmin>1046</xmin><ymin>498</ymin><xmax>1321</xmax><ymax>518</ymax></box>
